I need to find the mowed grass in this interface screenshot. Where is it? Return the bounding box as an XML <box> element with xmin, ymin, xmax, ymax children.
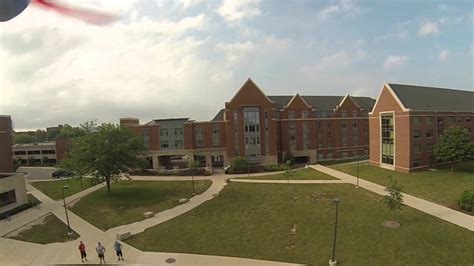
<box><xmin>330</xmin><ymin>162</ymin><xmax>474</xmax><ymax>208</ymax></box>
<box><xmin>71</xmin><ymin>180</ymin><xmax>212</xmax><ymax>230</ymax></box>
<box><xmin>8</xmin><ymin>213</ymin><xmax>79</xmax><ymax>244</ymax></box>
<box><xmin>30</xmin><ymin>178</ymin><xmax>93</xmax><ymax>200</ymax></box>
<box><xmin>126</xmin><ymin>183</ymin><xmax>473</xmax><ymax>265</ymax></box>
<box><xmin>238</xmin><ymin>168</ymin><xmax>337</xmax><ymax>180</ymax></box>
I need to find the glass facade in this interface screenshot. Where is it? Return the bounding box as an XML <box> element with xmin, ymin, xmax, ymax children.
<box><xmin>243</xmin><ymin>107</ymin><xmax>261</xmax><ymax>157</ymax></box>
<box><xmin>381</xmin><ymin>114</ymin><xmax>394</xmax><ymax>165</ymax></box>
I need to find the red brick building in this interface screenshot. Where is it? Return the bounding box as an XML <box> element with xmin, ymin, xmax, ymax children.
<box><xmin>0</xmin><ymin>115</ymin><xmax>13</xmax><ymax>172</ymax></box>
<box><xmin>369</xmin><ymin>83</ymin><xmax>474</xmax><ymax>173</ymax></box>
<box><xmin>122</xmin><ymin>79</ymin><xmax>375</xmax><ymax>169</ymax></box>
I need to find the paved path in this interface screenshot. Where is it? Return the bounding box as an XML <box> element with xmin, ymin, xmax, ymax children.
<box><xmin>311</xmin><ymin>164</ymin><xmax>474</xmax><ymax>231</ymax></box>
<box><xmin>1</xmin><ymin>173</ymin><xmax>298</xmax><ymax>265</ymax></box>
<box><xmin>230</xmin><ymin>179</ymin><xmax>348</xmax><ymax>184</ymax></box>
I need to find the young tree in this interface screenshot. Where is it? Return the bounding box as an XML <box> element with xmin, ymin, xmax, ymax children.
<box><xmin>283</xmin><ymin>168</ymin><xmax>294</xmax><ymax>184</ymax></box>
<box><xmin>435</xmin><ymin>127</ymin><xmax>474</xmax><ymax>172</ymax></box>
<box><xmin>384</xmin><ymin>181</ymin><xmax>404</xmax><ymax>221</ymax></box>
<box><xmin>61</xmin><ymin>123</ymin><xmax>145</xmax><ymax>193</ymax></box>
<box><xmin>188</xmin><ymin>160</ymin><xmax>200</xmax><ymax>195</ymax></box>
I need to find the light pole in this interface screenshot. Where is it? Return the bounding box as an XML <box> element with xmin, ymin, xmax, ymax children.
<box><xmin>61</xmin><ymin>185</ymin><xmax>72</xmax><ymax>235</ymax></box>
<box><xmin>356</xmin><ymin>156</ymin><xmax>360</xmax><ymax>188</ymax></box>
<box><xmin>330</xmin><ymin>198</ymin><xmax>340</xmax><ymax>266</ymax></box>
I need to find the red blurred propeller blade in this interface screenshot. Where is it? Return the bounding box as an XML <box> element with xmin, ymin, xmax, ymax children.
<box><xmin>32</xmin><ymin>0</ymin><xmax>118</xmax><ymax>25</ymax></box>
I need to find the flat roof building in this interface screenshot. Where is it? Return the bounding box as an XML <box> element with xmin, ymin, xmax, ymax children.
<box><xmin>369</xmin><ymin>83</ymin><xmax>474</xmax><ymax>173</ymax></box>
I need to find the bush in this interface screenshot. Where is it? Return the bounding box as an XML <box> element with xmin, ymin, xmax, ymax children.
<box><xmin>458</xmin><ymin>190</ymin><xmax>474</xmax><ymax>211</ymax></box>
<box><xmin>231</xmin><ymin>157</ymin><xmax>249</xmax><ymax>172</ymax></box>
<box><xmin>263</xmin><ymin>164</ymin><xmax>290</xmax><ymax>172</ymax></box>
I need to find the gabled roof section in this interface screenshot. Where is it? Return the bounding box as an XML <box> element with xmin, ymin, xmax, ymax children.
<box><xmin>211</xmin><ymin>109</ymin><xmax>225</xmax><ymax>121</ymax></box>
<box><xmin>337</xmin><ymin>94</ymin><xmax>360</xmax><ymax>109</ymax></box>
<box><xmin>286</xmin><ymin>93</ymin><xmax>312</xmax><ymax>108</ymax></box>
<box><xmin>267</xmin><ymin>96</ymin><xmax>292</xmax><ymax>109</ymax></box>
<box><xmin>268</xmin><ymin>95</ymin><xmax>375</xmax><ymax>111</ymax></box>
<box><xmin>389</xmin><ymin>83</ymin><xmax>474</xmax><ymax>112</ymax></box>
<box><xmin>227</xmin><ymin>78</ymin><xmax>274</xmax><ymax>105</ymax></box>
<box><xmin>352</xmin><ymin>97</ymin><xmax>376</xmax><ymax>111</ymax></box>
<box><xmin>302</xmin><ymin>96</ymin><xmax>344</xmax><ymax>110</ymax></box>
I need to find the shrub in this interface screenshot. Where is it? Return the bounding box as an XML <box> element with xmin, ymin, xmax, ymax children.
<box><xmin>231</xmin><ymin>157</ymin><xmax>249</xmax><ymax>172</ymax></box>
<box><xmin>458</xmin><ymin>190</ymin><xmax>474</xmax><ymax>210</ymax></box>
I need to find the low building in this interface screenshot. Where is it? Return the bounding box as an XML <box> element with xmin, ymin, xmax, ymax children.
<box><xmin>12</xmin><ymin>139</ymin><xmax>69</xmax><ymax>166</ymax></box>
<box><xmin>369</xmin><ymin>83</ymin><xmax>474</xmax><ymax>173</ymax></box>
<box><xmin>0</xmin><ymin>115</ymin><xmax>13</xmax><ymax>172</ymax></box>
<box><xmin>122</xmin><ymin>78</ymin><xmax>375</xmax><ymax>169</ymax></box>
<box><xmin>0</xmin><ymin>173</ymin><xmax>28</xmax><ymax>214</ymax></box>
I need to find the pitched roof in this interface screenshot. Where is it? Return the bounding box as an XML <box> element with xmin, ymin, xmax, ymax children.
<box><xmin>268</xmin><ymin>95</ymin><xmax>375</xmax><ymax>111</ymax></box>
<box><xmin>389</xmin><ymin>84</ymin><xmax>474</xmax><ymax>112</ymax></box>
<box><xmin>211</xmin><ymin>109</ymin><xmax>225</xmax><ymax>121</ymax></box>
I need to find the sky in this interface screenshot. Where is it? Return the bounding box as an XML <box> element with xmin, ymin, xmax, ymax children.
<box><xmin>0</xmin><ymin>0</ymin><xmax>473</xmax><ymax>131</ymax></box>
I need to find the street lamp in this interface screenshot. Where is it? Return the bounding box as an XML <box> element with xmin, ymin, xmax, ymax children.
<box><xmin>329</xmin><ymin>198</ymin><xmax>341</xmax><ymax>266</ymax></box>
<box><xmin>61</xmin><ymin>185</ymin><xmax>73</xmax><ymax>235</ymax></box>
<box><xmin>356</xmin><ymin>156</ymin><xmax>360</xmax><ymax>188</ymax></box>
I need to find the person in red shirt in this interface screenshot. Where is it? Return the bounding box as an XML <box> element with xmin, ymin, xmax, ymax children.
<box><xmin>78</xmin><ymin>241</ymin><xmax>88</xmax><ymax>262</ymax></box>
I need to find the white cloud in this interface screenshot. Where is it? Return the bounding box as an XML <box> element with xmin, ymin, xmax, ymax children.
<box><xmin>176</xmin><ymin>0</ymin><xmax>204</xmax><ymax>9</ymax></box>
<box><xmin>383</xmin><ymin>55</ymin><xmax>409</xmax><ymax>70</ymax></box>
<box><xmin>318</xmin><ymin>0</ymin><xmax>359</xmax><ymax>21</ymax></box>
<box><xmin>470</xmin><ymin>44</ymin><xmax>474</xmax><ymax>56</ymax></box>
<box><xmin>438</xmin><ymin>50</ymin><xmax>450</xmax><ymax>61</ymax></box>
<box><xmin>302</xmin><ymin>49</ymin><xmax>367</xmax><ymax>73</ymax></box>
<box><xmin>216</xmin><ymin>0</ymin><xmax>261</xmax><ymax>22</ymax></box>
<box><xmin>418</xmin><ymin>21</ymin><xmax>439</xmax><ymax>36</ymax></box>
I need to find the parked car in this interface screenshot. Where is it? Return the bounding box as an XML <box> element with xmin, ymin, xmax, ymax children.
<box><xmin>51</xmin><ymin>170</ymin><xmax>73</xmax><ymax>178</ymax></box>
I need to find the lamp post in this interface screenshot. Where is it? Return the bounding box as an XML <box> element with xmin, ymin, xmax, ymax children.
<box><xmin>356</xmin><ymin>156</ymin><xmax>360</xmax><ymax>188</ymax></box>
<box><xmin>61</xmin><ymin>185</ymin><xmax>72</xmax><ymax>235</ymax></box>
<box><xmin>329</xmin><ymin>198</ymin><xmax>340</xmax><ymax>266</ymax></box>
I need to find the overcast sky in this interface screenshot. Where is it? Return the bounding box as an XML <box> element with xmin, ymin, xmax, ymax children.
<box><xmin>0</xmin><ymin>0</ymin><xmax>472</xmax><ymax>131</ymax></box>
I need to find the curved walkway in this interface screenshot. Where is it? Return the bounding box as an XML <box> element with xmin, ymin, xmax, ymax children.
<box><xmin>311</xmin><ymin>164</ymin><xmax>474</xmax><ymax>231</ymax></box>
<box><xmin>230</xmin><ymin>179</ymin><xmax>348</xmax><ymax>184</ymax></box>
<box><xmin>0</xmin><ymin>173</ymin><xmax>298</xmax><ymax>266</ymax></box>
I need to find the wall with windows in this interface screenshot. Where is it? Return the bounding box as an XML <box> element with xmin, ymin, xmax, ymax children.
<box><xmin>0</xmin><ymin>173</ymin><xmax>27</xmax><ymax>214</ymax></box>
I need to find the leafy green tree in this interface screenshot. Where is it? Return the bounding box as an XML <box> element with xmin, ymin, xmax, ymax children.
<box><xmin>435</xmin><ymin>127</ymin><xmax>474</xmax><ymax>172</ymax></box>
<box><xmin>384</xmin><ymin>180</ymin><xmax>404</xmax><ymax>221</ymax></box>
<box><xmin>189</xmin><ymin>160</ymin><xmax>200</xmax><ymax>195</ymax></box>
<box><xmin>283</xmin><ymin>168</ymin><xmax>294</xmax><ymax>184</ymax></box>
<box><xmin>46</xmin><ymin>129</ymin><xmax>61</xmax><ymax>141</ymax></box>
<box><xmin>61</xmin><ymin>123</ymin><xmax>145</xmax><ymax>193</ymax></box>
<box><xmin>34</xmin><ymin>129</ymin><xmax>47</xmax><ymax>142</ymax></box>
<box><xmin>14</xmin><ymin>133</ymin><xmax>36</xmax><ymax>144</ymax></box>
<box><xmin>57</xmin><ymin>124</ymin><xmax>86</xmax><ymax>139</ymax></box>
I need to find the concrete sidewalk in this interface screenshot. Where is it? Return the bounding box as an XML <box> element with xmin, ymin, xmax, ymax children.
<box><xmin>230</xmin><ymin>179</ymin><xmax>348</xmax><ymax>184</ymax></box>
<box><xmin>311</xmin><ymin>164</ymin><xmax>474</xmax><ymax>231</ymax></box>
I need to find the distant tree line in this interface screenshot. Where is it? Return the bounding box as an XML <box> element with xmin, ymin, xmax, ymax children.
<box><xmin>13</xmin><ymin>120</ymin><xmax>98</xmax><ymax>144</ymax></box>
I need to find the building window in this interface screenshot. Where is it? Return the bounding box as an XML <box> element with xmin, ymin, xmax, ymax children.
<box><xmin>341</xmin><ymin>111</ymin><xmax>347</xmax><ymax>118</ymax></box>
<box><xmin>160</xmin><ymin>141</ymin><xmax>169</xmax><ymax>149</ymax></box>
<box><xmin>352</xmin><ymin>110</ymin><xmax>358</xmax><ymax>117</ymax></box>
<box><xmin>195</xmin><ymin>127</ymin><xmax>204</xmax><ymax>146</ymax></box>
<box><xmin>466</xmin><ymin>117</ymin><xmax>471</xmax><ymax>122</ymax></box>
<box><xmin>174</xmin><ymin>128</ymin><xmax>183</xmax><ymax>136</ymax></box>
<box><xmin>243</xmin><ymin>107</ymin><xmax>261</xmax><ymax>157</ymax></box>
<box><xmin>426</xmin><ymin>144</ymin><xmax>434</xmax><ymax>152</ymax></box>
<box><xmin>414</xmin><ymin>145</ymin><xmax>421</xmax><ymax>154</ymax></box>
<box><xmin>341</xmin><ymin>152</ymin><xmax>348</xmax><ymax>158</ymax></box>
<box><xmin>413</xmin><ymin>159</ymin><xmax>421</xmax><ymax>168</ymax></box>
<box><xmin>160</xmin><ymin>129</ymin><xmax>168</xmax><ymax>137</ymax></box>
<box><xmin>303</xmin><ymin>122</ymin><xmax>309</xmax><ymax>150</ymax></box>
<box><xmin>353</xmin><ymin>121</ymin><xmax>357</xmax><ymax>128</ymax></box>
<box><xmin>288</xmin><ymin>111</ymin><xmax>296</xmax><ymax>119</ymax></box>
<box><xmin>457</xmin><ymin>117</ymin><xmax>463</xmax><ymax>123</ymax></box>
<box><xmin>327</xmin><ymin>153</ymin><xmax>333</xmax><ymax>159</ymax></box>
<box><xmin>302</xmin><ymin>111</ymin><xmax>309</xmax><ymax>119</ymax></box>
<box><xmin>41</xmin><ymin>150</ymin><xmax>56</xmax><ymax>154</ymax></box>
<box><xmin>426</xmin><ymin>130</ymin><xmax>433</xmax><ymax>138</ymax></box>
<box><xmin>381</xmin><ymin>114</ymin><xmax>394</xmax><ymax>165</ymax></box>
<box><xmin>327</xmin><ymin>132</ymin><xmax>331</xmax><ymax>139</ymax></box>
<box><xmin>212</xmin><ymin>125</ymin><xmax>220</xmax><ymax>146</ymax></box>
<box><xmin>14</xmin><ymin>151</ymin><xmax>26</xmax><ymax>155</ymax></box>
<box><xmin>447</xmin><ymin>116</ymin><xmax>454</xmax><ymax>124</ymax></box>
<box><xmin>327</xmin><ymin>121</ymin><xmax>331</xmax><ymax>128</ymax></box>
<box><xmin>426</xmin><ymin>116</ymin><xmax>433</xmax><ymax>124</ymax></box>
<box><xmin>342</xmin><ymin>131</ymin><xmax>348</xmax><ymax>147</ymax></box>
<box><xmin>0</xmin><ymin>190</ymin><xmax>16</xmax><ymax>207</ymax></box>
<box><xmin>413</xmin><ymin>130</ymin><xmax>421</xmax><ymax>139</ymax></box>
<box><xmin>143</xmin><ymin>128</ymin><xmax>150</xmax><ymax>148</ymax></box>
<box><xmin>352</xmin><ymin>131</ymin><xmax>359</xmax><ymax>146</ymax></box>
<box><xmin>174</xmin><ymin>140</ymin><xmax>183</xmax><ymax>149</ymax></box>
<box><xmin>27</xmin><ymin>150</ymin><xmax>41</xmax><ymax>155</ymax></box>
<box><xmin>412</xmin><ymin>116</ymin><xmax>421</xmax><ymax>125</ymax></box>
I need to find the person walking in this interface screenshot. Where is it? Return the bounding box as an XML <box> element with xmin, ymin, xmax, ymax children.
<box><xmin>114</xmin><ymin>240</ymin><xmax>124</xmax><ymax>261</ymax></box>
<box><xmin>78</xmin><ymin>241</ymin><xmax>88</xmax><ymax>262</ymax></box>
<box><xmin>96</xmin><ymin>242</ymin><xmax>106</xmax><ymax>264</ymax></box>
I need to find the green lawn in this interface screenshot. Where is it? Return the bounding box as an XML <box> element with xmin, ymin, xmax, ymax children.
<box><xmin>330</xmin><ymin>162</ymin><xmax>474</xmax><ymax>208</ymax></box>
<box><xmin>30</xmin><ymin>178</ymin><xmax>93</xmax><ymax>201</ymax></box>
<box><xmin>8</xmin><ymin>213</ymin><xmax>79</xmax><ymax>244</ymax></box>
<box><xmin>238</xmin><ymin>168</ymin><xmax>337</xmax><ymax>180</ymax></box>
<box><xmin>71</xmin><ymin>180</ymin><xmax>212</xmax><ymax>230</ymax></box>
<box><xmin>126</xmin><ymin>183</ymin><xmax>473</xmax><ymax>265</ymax></box>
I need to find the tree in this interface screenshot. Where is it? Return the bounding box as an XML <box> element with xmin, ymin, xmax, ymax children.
<box><xmin>188</xmin><ymin>160</ymin><xmax>200</xmax><ymax>195</ymax></box>
<box><xmin>14</xmin><ymin>133</ymin><xmax>36</xmax><ymax>144</ymax></box>
<box><xmin>384</xmin><ymin>180</ymin><xmax>404</xmax><ymax>221</ymax></box>
<box><xmin>57</xmin><ymin>124</ymin><xmax>86</xmax><ymax>139</ymax></box>
<box><xmin>231</xmin><ymin>156</ymin><xmax>249</xmax><ymax>172</ymax></box>
<box><xmin>283</xmin><ymin>168</ymin><xmax>294</xmax><ymax>184</ymax></box>
<box><xmin>61</xmin><ymin>123</ymin><xmax>145</xmax><ymax>193</ymax></box>
<box><xmin>435</xmin><ymin>127</ymin><xmax>474</xmax><ymax>172</ymax></box>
